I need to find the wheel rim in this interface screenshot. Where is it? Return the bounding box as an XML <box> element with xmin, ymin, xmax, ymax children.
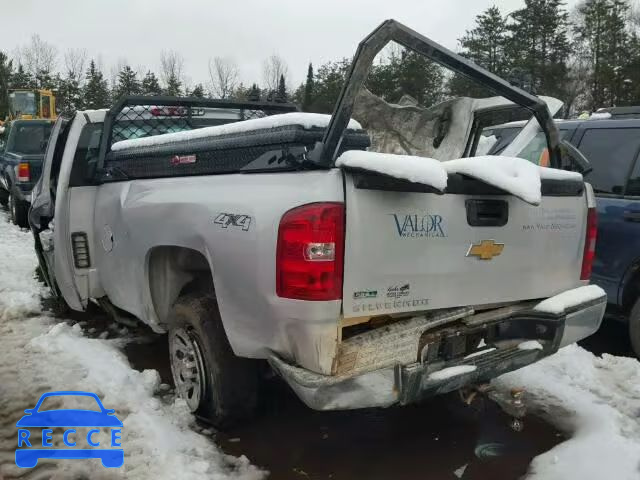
<box><xmin>169</xmin><ymin>328</ymin><xmax>206</xmax><ymax>412</ymax></box>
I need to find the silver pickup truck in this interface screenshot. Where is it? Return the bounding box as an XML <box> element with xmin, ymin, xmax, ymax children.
<box><xmin>29</xmin><ymin>20</ymin><xmax>606</xmax><ymax>427</ymax></box>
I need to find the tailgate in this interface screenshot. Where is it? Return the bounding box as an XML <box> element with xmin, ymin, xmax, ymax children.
<box><xmin>342</xmin><ymin>172</ymin><xmax>587</xmax><ymax>318</ymax></box>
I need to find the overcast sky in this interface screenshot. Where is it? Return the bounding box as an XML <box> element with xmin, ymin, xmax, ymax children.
<box><xmin>4</xmin><ymin>0</ymin><xmax>582</xmax><ymax>89</ymax></box>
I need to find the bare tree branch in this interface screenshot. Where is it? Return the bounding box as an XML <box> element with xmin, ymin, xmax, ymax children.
<box><xmin>262</xmin><ymin>54</ymin><xmax>289</xmax><ymax>92</ymax></box>
<box><xmin>208</xmin><ymin>57</ymin><xmax>239</xmax><ymax>99</ymax></box>
<box><xmin>160</xmin><ymin>50</ymin><xmax>184</xmax><ymax>87</ymax></box>
<box><xmin>64</xmin><ymin>48</ymin><xmax>87</xmax><ymax>84</ymax></box>
<box><xmin>14</xmin><ymin>34</ymin><xmax>57</xmax><ymax>85</ymax></box>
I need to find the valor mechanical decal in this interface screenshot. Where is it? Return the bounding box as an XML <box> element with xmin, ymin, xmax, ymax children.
<box><xmin>391</xmin><ymin>214</ymin><xmax>447</xmax><ymax>238</ymax></box>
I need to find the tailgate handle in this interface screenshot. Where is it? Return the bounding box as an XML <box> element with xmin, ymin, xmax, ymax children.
<box><xmin>466</xmin><ymin>199</ymin><xmax>509</xmax><ymax>227</ymax></box>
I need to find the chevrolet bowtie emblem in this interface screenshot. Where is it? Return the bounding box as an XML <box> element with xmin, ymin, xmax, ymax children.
<box><xmin>467</xmin><ymin>240</ymin><xmax>504</xmax><ymax>260</ymax></box>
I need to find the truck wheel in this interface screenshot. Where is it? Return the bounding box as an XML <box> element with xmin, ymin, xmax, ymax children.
<box><xmin>9</xmin><ymin>191</ymin><xmax>29</xmax><ymax>228</ymax></box>
<box><xmin>630</xmin><ymin>298</ymin><xmax>640</xmax><ymax>359</ymax></box>
<box><xmin>168</xmin><ymin>293</ymin><xmax>259</xmax><ymax>428</ymax></box>
<box><xmin>0</xmin><ymin>189</ymin><xmax>8</xmax><ymax>207</ymax></box>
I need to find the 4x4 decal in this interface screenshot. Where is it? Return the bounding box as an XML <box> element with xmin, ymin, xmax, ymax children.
<box><xmin>214</xmin><ymin>213</ymin><xmax>252</xmax><ymax>231</ymax></box>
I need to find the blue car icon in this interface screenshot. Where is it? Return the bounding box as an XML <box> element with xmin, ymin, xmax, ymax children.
<box><xmin>16</xmin><ymin>391</ymin><xmax>123</xmax><ymax>468</ymax></box>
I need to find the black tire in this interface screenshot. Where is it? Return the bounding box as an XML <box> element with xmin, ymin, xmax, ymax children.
<box><xmin>0</xmin><ymin>189</ymin><xmax>8</xmax><ymax>207</ymax></box>
<box><xmin>9</xmin><ymin>191</ymin><xmax>29</xmax><ymax>228</ymax></box>
<box><xmin>629</xmin><ymin>298</ymin><xmax>640</xmax><ymax>359</ymax></box>
<box><xmin>168</xmin><ymin>293</ymin><xmax>259</xmax><ymax>428</ymax></box>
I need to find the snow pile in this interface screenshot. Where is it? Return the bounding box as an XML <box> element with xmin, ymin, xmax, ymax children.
<box><xmin>589</xmin><ymin>112</ymin><xmax>612</xmax><ymax>120</ymax></box>
<box><xmin>534</xmin><ymin>285</ymin><xmax>605</xmax><ymax>315</ymax></box>
<box><xmin>539</xmin><ymin>166</ymin><xmax>583</xmax><ymax>181</ymax></box>
<box><xmin>336</xmin><ymin>150</ymin><xmax>448</xmax><ymax>191</ymax></box>
<box><xmin>464</xmin><ymin>347</ymin><xmax>496</xmax><ymax>359</ymax></box>
<box><xmin>518</xmin><ymin>340</ymin><xmax>544</xmax><ymax>351</ymax></box>
<box><xmin>475</xmin><ymin>134</ymin><xmax>498</xmax><ymax>156</ymax></box>
<box><xmin>0</xmin><ymin>218</ymin><xmax>45</xmax><ymax>321</ymax></box>
<box><xmin>428</xmin><ymin>365</ymin><xmax>477</xmax><ymax>381</ymax></box>
<box><xmin>499</xmin><ymin>344</ymin><xmax>640</xmax><ymax>480</ymax></box>
<box><xmin>111</xmin><ymin>112</ymin><xmax>362</xmax><ymax>151</ymax></box>
<box><xmin>0</xmin><ymin>212</ymin><xmax>264</xmax><ymax>480</ymax></box>
<box><xmin>444</xmin><ymin>155</ymin><xmax>543</xmax><ymax>205</ymax></box>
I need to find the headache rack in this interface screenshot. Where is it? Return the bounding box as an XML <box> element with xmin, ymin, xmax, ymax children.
<box><xmin>97</xmin><ymin>96</ymin><xmax>370</xmax><ymax>181</ymax></box>
<box><xmin>97</xmin><ymin>96</ymin><xmax>299</xmax><ymax>176</ymax></box>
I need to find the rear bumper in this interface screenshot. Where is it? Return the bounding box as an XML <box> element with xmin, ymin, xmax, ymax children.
<box><xmin>269</xmin><ymin>289</ymin><xmax>606</xmax><ymax>411</ymax></box>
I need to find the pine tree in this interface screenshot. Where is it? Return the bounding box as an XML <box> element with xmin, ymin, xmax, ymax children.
<box><xmin>393</xmin><ymin>51</ymin><xmax>444</xmax><ymax>107</ymax></box>
<box><xmin>141</xmin><ymin>71</ymin><xmax>162</xmax><ymax>96</ymax></box>
<box><xmin>367</xmin><ymin>50</ymin><xmax>444</xmax><ymax>107</ymax></box>
<box><xmin>35</xmin><ymin>68</ymin><xmax>55</xmax><ymax>90</ymax></box>
<box><xmin>83</xmin><ymin>60</ymin><xmax>110</xmax><ymax>109</ymax></box>
<box><xmin>507</xmin><ymin>0</ymin><xmax>571</xmax><ymax>98</ymax></box>
<box><xmin>190</xmin><ymin>83</ymin><xmax>205</xmax><ymax>98</ymax></box>
<box><xmin>233</xmin><ymin>83</ymin><xmax>249</xmax><ymax>101</ymax></box>
<box><xmin>277</xmin><ymin>74</ymin><xmax>287</xmax><ymax>102</ymax></box>
<box><xmin>11</xmin><ymin>64</ymin><xmax>34</xmax><ymax>89</ymax></box>
<box><xmin>55</xmin><ymin>73</ymin><xmax>84</xmax><ymax>115</ymax></box>
<box><xmin>164</xmin><ymin>73</ymin><xmax>182</xmax><ymax>97</ymax></box>
<box><xmin>448</xmin><ymin>6</ymin><xmax>511</xmax><ymax>98</ymax></box>
<box><xmin>461</xmin><ymin>6</ymin><xmax>510</xmax><ymax>75</ymax></box>
<box><xmin>302</xmin><ymin>63</ymin><xmax>314</xmax><ymax>111</ymax></box>
<box><xmin>114</xmin><ymin>65</ymin><xmax>140</xmax><ymax>99</ymax></box>
<box><xmin>622</xmin><ymin>32</ymin><xmax>640</xmax><ymax>105</ymax></box>
<box><xmin>248</xmin><ymin>83</ymin><xmax>261</xmax><ymax>101</ymax></box>
<box><xmin>0</xmin><ymin>52</ymin><xmax>13</xmax><ymax>120</ymax></box>
<box><xmin>310</xmin><ymin>58</ymin><xmax>351</xmax><ymax>113</ymax></box>
<box><xmin>574</xmin><ymin>0</ymin><xmax>632</xmax><ymax>108</ymax></box>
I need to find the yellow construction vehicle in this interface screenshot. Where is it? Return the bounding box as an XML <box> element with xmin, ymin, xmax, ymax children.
<box><xmin>7</xmin><ymin>89</ymin><xmax>57</xmax><ymax>121</ymax></box>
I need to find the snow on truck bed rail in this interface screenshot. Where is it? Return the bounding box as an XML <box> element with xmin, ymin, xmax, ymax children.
<box><xmin>111</xmin><ymin>112</ymin><xmax>362</xmax><ymax>151</ymax></box>
<box><xmin>337</xmin><ymin>151</ymin><xmax>583</xmax><ymax>204</ymax></box>
<box><xmin>336</xmin><ymin>151</ymin><xmax>448</xmax><ymax>191</ymax></box>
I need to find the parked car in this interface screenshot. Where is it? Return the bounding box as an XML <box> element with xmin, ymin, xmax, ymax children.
<box><xmin>484</xmin><ymin>113</ymin><xmax>640</xmax><ymax>357</ymax></box>
<box><xmin>28</xmin><ymin>20</ymin><xmax>606</xmax><ymax>427</ymax></box>
<box><xmin>0</xmin><ymin>119</ymin><xmax>54</xmax><ymax>227</ymax></box>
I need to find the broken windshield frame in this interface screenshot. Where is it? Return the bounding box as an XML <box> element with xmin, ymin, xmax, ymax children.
<box><xmin>310</xmin><ymin>19</ymin><xmax>561</xmax><ymax>169</ymax></box>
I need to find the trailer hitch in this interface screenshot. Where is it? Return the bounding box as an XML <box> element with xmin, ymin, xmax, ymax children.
<box><xmin>460</xmin><ymin>384</ymin><xmax>526</xmax><ymax>432</ymax></box>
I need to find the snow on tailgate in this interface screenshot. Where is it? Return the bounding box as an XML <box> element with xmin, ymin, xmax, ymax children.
<box><xmin>111</xmin><ymin>112</ymin><xmax>363</xmax><ymax>151</ymax></box>
<box><xmin>443</xmin><ymin>155</ymin><xmax>542</xmax><ymax>205</ymax></box>
<box><xmin>336</xmin><ymin>150</ymin><xmax>448</xmax><ymax>190</ymax></box>
<box><xmin>337</xmin><ymin>151</ymin><xmax>581</xmax><ymax>204</ymax></box>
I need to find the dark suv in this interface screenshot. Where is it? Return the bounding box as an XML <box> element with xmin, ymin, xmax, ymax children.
<box><xmin>486</xmin><ymin>110</ymin><xmax>640</xmax><ymax>356</ymax></box>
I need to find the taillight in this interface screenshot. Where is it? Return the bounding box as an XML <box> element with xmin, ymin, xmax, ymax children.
<box><xmin>580</xmin><ymin>207</ymin><xmax>597</xmax><ymax>280</ymax></box>
<box><xmin>276</xmin><ymin>203</ymin><xmax>345</xmax><ymax>301</ymax></box>
<box><xmin>17</xmin><ymin>163</ymin><xmax>30</xmax><ymax>182</ymax></box>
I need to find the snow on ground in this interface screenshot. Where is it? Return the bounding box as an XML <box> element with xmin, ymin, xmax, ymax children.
<box><xmin>0</xmin><ymin>212</ymin><xmax>264</xmax><ymax>480</ymax></box>
<box><xmin>499</xmin><ymin>345</ymin><xmax>640</xmax><ymax>480</ymax></box>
